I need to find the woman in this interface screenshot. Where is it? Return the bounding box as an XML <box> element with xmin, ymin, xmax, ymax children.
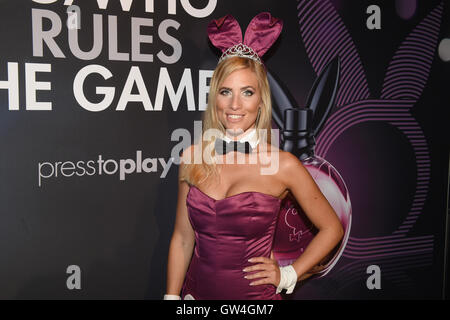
<box><xmin>164</xmin><ymin>13</ymin><xmax>344</xmax><ymax>300</ymax></box>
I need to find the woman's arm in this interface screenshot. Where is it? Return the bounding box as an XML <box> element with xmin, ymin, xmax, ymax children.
<box><xmin>165</xmin><ymin>150</ymin><xmax>196</xmax><ymax>296</ymax></box>
<box><xmin>244</xmin><ymin>151</ymin><xmax>343</xmax><ymax>288</ymax></box>
<box><xmin>279</xmin><ymin>151</ymin><xmax>344</xmax><ymax>280</ymax></box>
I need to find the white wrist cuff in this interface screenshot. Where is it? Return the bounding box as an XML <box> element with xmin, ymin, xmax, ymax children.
<box><xmin>276</xmin><ymin>265</ymin><xmax>298</xmax><ymax>294</ymax></box>
<box><xmin>164</xmin><ymin>294</ymin><xmax>181</xmax><ymax>300</ymax></box>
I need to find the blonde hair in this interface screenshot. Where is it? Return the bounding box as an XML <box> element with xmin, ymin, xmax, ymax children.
<box><xmin>180</xmin><ymin>56</ymin><xmax>273</xmax><ymax>186</ymax></box>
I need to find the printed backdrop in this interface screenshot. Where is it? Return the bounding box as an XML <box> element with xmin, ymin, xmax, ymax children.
<box><xmin>0</xmin><ymin>0</ymin><xmax>449</xmax><ymax>299</ymax></box>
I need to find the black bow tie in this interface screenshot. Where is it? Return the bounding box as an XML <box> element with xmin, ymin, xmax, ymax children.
<box><xmin>215</xmin><ymin>138</ymin><xmax>253</xmax><ymax>155</ymax></box>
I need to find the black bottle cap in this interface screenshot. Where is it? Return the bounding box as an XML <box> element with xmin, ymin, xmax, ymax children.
<box><xmin>282</xmin><ymin>108</ymin><xmax>310</xmax><ymax>159</ymax></box>
<box><xmin>284</xmin><ymin>108</ymin><xmax>311</xmax><ymax>132</ymax></box>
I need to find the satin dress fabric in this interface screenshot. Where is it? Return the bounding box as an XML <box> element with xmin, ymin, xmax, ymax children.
<box><xmin>181</xmin><ymin>185</ymin><xmax>283</xmax><ymax>300</ymax></box>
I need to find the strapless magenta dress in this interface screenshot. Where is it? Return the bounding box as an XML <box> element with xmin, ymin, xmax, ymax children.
<box><xmin>181</xmin><ymin>185</ymin><xmax>283</xmax><ymax>300</ymax></box>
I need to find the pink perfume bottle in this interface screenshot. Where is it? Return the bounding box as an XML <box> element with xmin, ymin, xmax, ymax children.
<box><xmin>269</xmin><ymin>57</ymin><xmax>352</xmax><ymax>278</ymax></box>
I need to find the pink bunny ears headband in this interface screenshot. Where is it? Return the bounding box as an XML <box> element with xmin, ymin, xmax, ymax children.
<box><xmin>207</xmin><ymin>12</ymin><xmax>283</xmax><ymax>65</ymax></box>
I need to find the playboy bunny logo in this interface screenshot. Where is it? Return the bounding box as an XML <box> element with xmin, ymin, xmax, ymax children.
<box><xmin>284</xmin><ymin>206</ymin><xmax>315</xmax><ymax>242</ymax></box>
<box><xmin>299</xmin><ymin>0</ymin><xmax>441</xmax><ymax>231</ymax></box>
<box><xmin>292</xmin><ymin>0</ymin><xmax>443</xmax><ymax>288</ymax></box>
<box><xmin>272</xmin><ymin>1</ymin><xmax>443</xmax><ymax>289</ymax></box>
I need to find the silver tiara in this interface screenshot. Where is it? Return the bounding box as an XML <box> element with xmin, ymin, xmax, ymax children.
<box><xmin>218</xmin><ymin>43</ymin><xmax>262</xmax><ymax>64</ymax></box>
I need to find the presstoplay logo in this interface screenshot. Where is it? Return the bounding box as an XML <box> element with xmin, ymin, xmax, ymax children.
<box><xmin>38</xmin><ymin>150</ymin><xmax>174</xmax><ymax>187</ymax></box>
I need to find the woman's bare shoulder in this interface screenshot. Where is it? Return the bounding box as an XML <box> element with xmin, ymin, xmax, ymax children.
<box><xmin>259</xmin><ymin>143</ymin><xmax>301</xmax><ymax>164</ymax></box>
<box><xmin>277</xmin><ymin>150</ymin><xmax>306</xmax><ymax>176</ymax></box>
<box><xmin>278</xmin><ymin>149</ymin><xmax>302</xmax><ymax>164</ymax></box>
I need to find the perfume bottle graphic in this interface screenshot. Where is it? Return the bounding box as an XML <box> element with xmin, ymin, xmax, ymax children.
<box><xmin>269</xmin><ymin>57</ymin><xmax>352</xmax><ymax>278</ymax></box>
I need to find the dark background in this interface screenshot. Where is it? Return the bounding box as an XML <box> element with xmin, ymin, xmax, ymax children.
<box><xmin>0</xmin><ymin>0</ymin><xmax>448</xmax><ymax>299</ymax></box>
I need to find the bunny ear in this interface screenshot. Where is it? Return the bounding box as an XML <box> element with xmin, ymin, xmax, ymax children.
<box><xmin>243</xmin><ymin>12</ymin><xmax>283</xmax><ymax>58</ymax></box>
<box><xmin>207</xmin><ymin>14</ymin><xmax>243</xmax><ymax>53</ymax></box>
